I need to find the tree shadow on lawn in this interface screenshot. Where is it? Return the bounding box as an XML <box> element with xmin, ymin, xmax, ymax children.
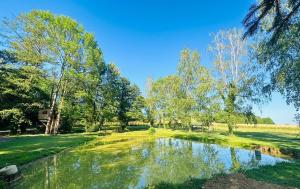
<box><xmin>144</xmin><ymin>177</ymin><xmax>207</xmax><ymax>189</ymax></box>
<box><xmin>243</xmin><ymin>161</ymin><xmax>300</xmax><ymax>188</ymax></box>
<box><xmin>234</xmin><ymin>131</ymin><xmax>300</xmax><ymax>149</ymax></box>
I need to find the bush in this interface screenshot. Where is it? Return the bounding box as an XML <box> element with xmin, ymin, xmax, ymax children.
<box><xmin>85</xmin><ymin>123</ymin><xmax>100</xmax><ymax>132</ymax></box>
<box><xmin>0</xmin><ymin>108</ymin><xmax>30</xmax><ymax>134</ymax></box>
<box><xmin>127</xmin><ymin>125</ymin><xmax>150</xmax><ymax>131</ymax></box>
<box><xmin>148</xmin><ymin>127</ymin><xmax>156</xmax><ymax>135</ymax></box>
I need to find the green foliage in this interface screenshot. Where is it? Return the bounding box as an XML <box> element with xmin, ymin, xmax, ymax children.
<box><xmin>1</xmin><ymin>10</ymin><xmax>109</xmax><ymax>134</ymax></box>
<box><xmin>0</xmin><ymin>50</ymin><xmax>49</xmax><ymax>133</ymax></box>
<box><xmin>146</xmin><ymin>49</ymin><xmax>216</xmax><ymax>131</ymax></box>
<box><xmin>254</xmin><ymin>21</ymin><xmax>300</xmax><ymax>111</ymax></box>
<box><xmin>214</xmin><ymin>111</ymin><xmax>274</xmax><ymax>125</ymax></box>
<box><xmin>117</xmin><ymin>77</ymin><xmax>144</xmax><ymax>130</ymax></box>
<box><xmin>0</xmin><ymin>109</ymin><xmax>29</xmax><ymax>134</ymax></box>
<box><xmin>145</xmin><ymin>77</ymin><xmax>156</xmax><ymax>127</ymax></box>
<box><xmin>243</xmin><ymin>0</ymin><xmax>300</xmax><ymax>41</ymax></box>
<box><xmin>148</xmin><ymin>127</ymin><xmax>156</xmax><ymax>135</ymax></box>
<box><xmin>1</xmin><ymin>10</ymin><xmax>145</xmax><ymax>134</ymax></box>
<box><xmin>209</xmin><ymin>28</ymin><xmax>265</xmax><ymax>134</ymax></box>
<box><xmin>256</xmin><ymin>117</ymin><xmax>275</xmax><ymax>125</ymax></box>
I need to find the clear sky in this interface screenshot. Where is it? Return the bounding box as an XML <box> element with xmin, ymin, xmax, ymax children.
<box><xmin>0</xmin><ymin>0</ymin><xmax>298</xmax><ymax>124</ymax></box>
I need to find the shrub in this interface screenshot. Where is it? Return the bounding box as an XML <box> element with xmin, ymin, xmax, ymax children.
<box><xmin>148</xmin><ymin>127</ymin><xmax>156</xmax><ymax>135</ymax></box>
<box><xmin>0</xmin><ymin>108</ymin><xmax>30</xmax><ymax>134</ymax></box>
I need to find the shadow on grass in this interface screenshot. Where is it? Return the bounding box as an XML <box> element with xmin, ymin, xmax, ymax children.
<box><xmin>234</xmin><ymin>131</ymin><xmax>300</xmax><ymax>156</ymax></box>
<box><xmin>144</xmin><ymin>177</ymin><xmax>206</xmax><ymax>189</ymax></box>
<box><xmin>172</xmin><ymin>133</ymin><xmax>227</xmax><ymax>145</ymax></box>
<box><xmin>243</xmin><ymin>161</ymin><xmax>300</xmax><ymax>188</ymax></box>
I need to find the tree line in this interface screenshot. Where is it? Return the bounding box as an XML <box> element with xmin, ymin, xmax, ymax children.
<box><xmin>144</xmin><ymin>29</ymin><xmax>269</xmax><ymax>134</ymax></box>
<box><xmin>2</xmin><ymin>4</ymin><xmax>298</xmax><ymax>135</ymax></box>
<box><xmin>0</xmin><ymin>10</ymin><xmax>144</xmax><ymax>134</ymax></box>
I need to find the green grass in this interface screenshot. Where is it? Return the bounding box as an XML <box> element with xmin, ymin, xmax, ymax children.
<box><xmin>243</xmin><ymin>161</ymin><xmax>300</xmax><ymax>188</ymax></box>
<box><xmin>1</xmin><ymin>125</ymin><xmax>299</xmax><ymax>188</ymax></box>
<box><xmin>0</xmin><ymin>134</ymin><xmax>95</xmax><ymax>168</ymax></box>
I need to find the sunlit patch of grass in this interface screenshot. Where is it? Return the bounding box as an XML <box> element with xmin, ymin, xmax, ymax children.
<box><xmin>74</xmin><ymin>131</ymin><xmax>158</xmax><ymax>153</ymax></box>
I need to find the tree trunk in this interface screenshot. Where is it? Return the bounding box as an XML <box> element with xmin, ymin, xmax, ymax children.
<box><xmin>228</xmin><ymin>123</ymin><xmax>234</xmax><ymax>135</ymax></box>
<box><xmin>52</xmin><ymin>91</ymin><xmax>65</xmax><ymax>135</ymax></box>
<box><xmin>45</xmin><ymin>98</ymin><xmax>56</xmax><ymax>134</ymax></box>
<box><xmin>150</xmin><ymin>120</ymin><xmax>154</xmax><ymax>127</ymax></box>
<box><xmin>53</xmin><ymin>112</ymin><xmax>61</xmax><ymax>134</ymax></box>
<box><xmin>46</xmin><ymin>62</ymin><xmax>66</xmax><ymax>134</ymax></box>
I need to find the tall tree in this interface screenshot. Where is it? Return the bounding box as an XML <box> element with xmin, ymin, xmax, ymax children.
<box><xmin>2</xmin><ymin>10</ymin><xmax>101</xmax><ymax>134</ymax></box>
<box><xmin>177</xmin><ymin>49</ymin><xmax>214</xmax><ymax>131</ymax></box>
<box><xmin>0</xmin><ymin>50</ymin><xmax>49</xmax><ymax>133</ymax></box>
<box><xmin>151</xmin><ymin>75</ymin><xmax>183</xmax><ymax>129</ymax></box>
<box><xmin>145</xmin><ymin>77</ymin><xmax>155</xmax><ymax>127</ymax></box>
<box><xmin>117</xmin><ymin>77</ymin><xmax>144</xmax><ymax>130</ymax></box>
<box><xmin>209</xmin><ymin>28</ymin><xmax>264</xmax><ymax>135</ymax></box>
<box><xmin>101</xmin><ymin>63</ymin><xmax>122</xmax><ymax>125</ymax></box>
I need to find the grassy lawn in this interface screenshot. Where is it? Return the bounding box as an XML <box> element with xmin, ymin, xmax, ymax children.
<box><xmin>0</xmin><ymin>125</ymin><xmax>299</xmax><ymax>188</ymax></box>
<box><xmin>0</xmin><ymin>134</ymin><xmax>95</xmax><ymax>168</ymax></box>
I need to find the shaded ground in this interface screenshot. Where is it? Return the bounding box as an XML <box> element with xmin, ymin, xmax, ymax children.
<box><xmin>0</xmin><ymin>134</ymin><xmax>95</xmax><ymax>168</ymax></box>
<box><xmin>244</xmin><ymin>161</ymin><xmax>300</xmax><ymax>188</ymax></box>
<box><xmin>0</xmin><ymin>137</ymin><xmax>10</xmax><ymax>143</ymax></box>
<box><xmin>203</xmin><ymin>173</ymin><xmax>297</xmax><ymax>189</ymax></box>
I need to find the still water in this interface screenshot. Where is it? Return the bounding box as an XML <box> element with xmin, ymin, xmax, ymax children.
<box><xmin>12</xmin><ymin>138</ymin><xmax>288</xmax><ymax>189</ymax></box>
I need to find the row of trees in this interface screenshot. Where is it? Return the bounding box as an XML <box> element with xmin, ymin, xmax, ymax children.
<box><xmin>144</xmin><ymin>29</ymin><xmax>268</xmax><ymax>134</ymax></box>
<box><xmin>0</xmin><ymin>10</ymin><xmax>144</xmax><ymax>134</ymax></box>
<box><xmin>143</xmin><ymin>0</ymin><xmax>300</xmax><ymax>132</ymax></box>
<box><xmin>145</xmin><ymin>49</ymin><xmax>216</xmax><ymax>131</ymax></box>
<box><xmin>2</xmin><ymin>4</ymin><xmax>292</xmax><ymax>135</ymax></box>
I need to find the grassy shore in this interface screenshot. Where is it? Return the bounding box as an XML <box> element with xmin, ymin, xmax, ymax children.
<box><xmin>0</xmin><ymin>134</ymin><xmax>95</xmax><ymax>168</ymax></box>
<box><xmin>73</xmin><ymin>126</ymin><xmax>300</xmax><ymax>188</ymax></box>
<box><xmin>1</xmin><ymin>125</ymin><xmax>299</xmax><ymax>188</ymax></box>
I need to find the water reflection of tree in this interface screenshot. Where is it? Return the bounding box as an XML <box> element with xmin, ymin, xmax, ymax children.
<box><xmin>144</xmin><ymin>139</ymin><xmax>225</xmax><ymax>186</ymax></box>
<box><xmin>229</xmin><ymin>148</ymin><xmax>261</xmax><ymax>172</ymax></box>
<box><xmin>14</xmin><ymin>146</ymin><xmax>150</xmax><ymax>189</ymax></box>
<box><xmin>13</xmin><ymin>139</ymin><xmax>269</xmax><ymax>189</ymax></box>
<box><xmin>229</xmin><ymin>147</ymin><xmax>241</xmax><ymax>172</ymax></box>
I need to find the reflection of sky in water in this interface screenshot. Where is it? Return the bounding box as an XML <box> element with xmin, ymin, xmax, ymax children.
<box><xmin>157</xmin><ymin>138</ymin><xmax>287</xmax><ymax>170</ymax></box>
<box><xmin>13</xmin><ymin>138</ymin><xmax>289</xmax><ymax>189</ymax></box>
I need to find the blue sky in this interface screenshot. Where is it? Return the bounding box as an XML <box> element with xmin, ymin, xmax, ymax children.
<box><xmin>0</xmin><ymin>0</ymin><xmax>298</xmax><ymax>124</ymax></box>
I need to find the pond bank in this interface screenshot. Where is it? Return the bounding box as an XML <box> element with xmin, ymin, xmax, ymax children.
<box><xmin>1</xmin><ymin>128</ymin><xmax>299</xmax><ymax>188</ymax></box>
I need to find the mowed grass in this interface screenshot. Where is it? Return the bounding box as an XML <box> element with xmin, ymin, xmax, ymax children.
<box><xmin>0</xmin><ymin>134</ymin><xmax>95</xmax><ymax>168</ymax></box>
<box><xmin>0</xmin><ymin>125</ymin><xmax>299</xmax><ymax>188</ymax></box>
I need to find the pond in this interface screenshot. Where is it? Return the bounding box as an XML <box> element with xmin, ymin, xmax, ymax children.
<box><xmin>12</xmin><ymin>138</ymin><xmax>288</xmax><ymax>189</ymax></box>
